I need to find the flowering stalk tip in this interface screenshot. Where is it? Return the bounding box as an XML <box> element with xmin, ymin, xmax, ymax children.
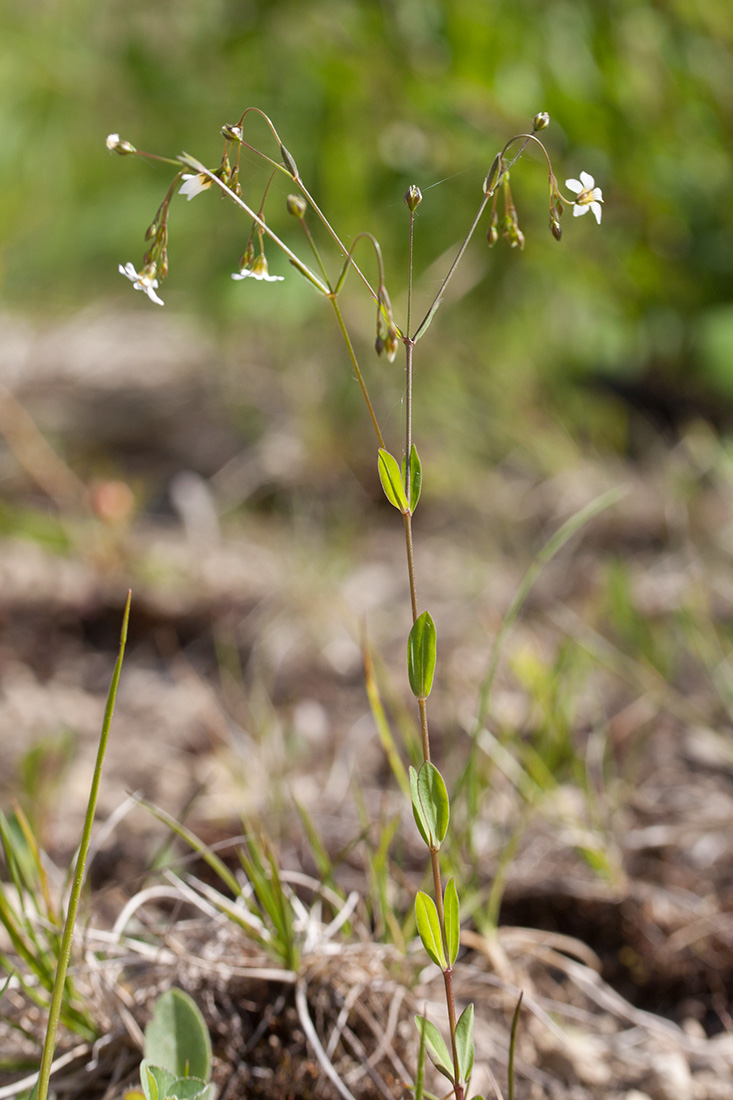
<box><xmin>231</xmin><ymin>253</ymin><xmax>284</xmax><ymax>282</ymax></box>
<box><xmin>118</xmin><ymin>262</ymin><xmax>164</xmax><ymax>306</ymax></box>
<box><xmin>565</xmin><ymin>172</ymin><xmax>603</xmax><ymax>224</ymax></box>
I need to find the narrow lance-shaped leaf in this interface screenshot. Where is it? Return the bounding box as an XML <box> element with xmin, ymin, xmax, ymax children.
<box><xmin>414</xmin><ymin>1016</ymin><xmax>454</xmax><ymax>1083</ymax></box>
<box><xmin>415</xmin><ymin>890</ymin><xmax>447</xmax><ymax>969</ymax></box>
<box><xmin>407</xmin><ymin>611</ymin><xmax>436</xmax><ymax>700</ymax></box>
<box><xmin>378</xmin><ymin>449</ymin><xmax>409</xmax><ymax>513</ymax></box>
<box><xmin>409</xmin><ymin>765</ymin><xmax>432</xmax><ymax>848</ymax></box>
<box><xmin>416</xmin><ymin>760</ymin><xmax>450</xmax><ymax>849</ymax></box>
<box><xmin>401</xmin><ymin>444</ymin><xmax>422</xmax><ymax>513</ymax></box>
<box><xmin>443</xmin><ymin>878</ymin><xmax>460</xmax><ymax>967</ymax></box>
<box><xmin>454</xmin><ymin>1003</ymin><xmax>475</xmax><ymax>1086</ymax></box>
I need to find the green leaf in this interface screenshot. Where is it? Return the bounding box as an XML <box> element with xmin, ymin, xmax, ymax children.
<box><xmin>407</xmin><ymin>611</ymin><xmax>437</xmax><ymax>700</ymax></box>
<box><xmin>443</xmin><ymin>878</ymin><xmax>460</xmax><ymax>967</ymax></box>
<box><xmin>378</xmin><ymin>449</ymin><xmax>409</xmax><ymax>513</ymax></box>
<box><xmin>414</xmin><ymin>1015</ymin><xmax>454</xmax><ymax>1083</ymax></box>
<box><xmin>144</xmin><ymin>989</ymin><xmax>211</xmax><ymax>1080</ymax></box>
<box><xmin>409</xmin><ymin>765</ymin><xmax>431</xmax><ymax>848</ymax></box>
<box><xmin>415</xmin><ymin>891</ymin><xmax>446</xmax><ymax>969</ymax></box>
<box><xmin>141</xmin><ymin>1062</ymin><xmax>175</xmax><ymax>1100</ymax></box>
<box><xmin>455</xmin><ymin>1003</ymin><xmax>475</xmax><ymax>1085</ymax></box>
<box><xmin>412</xmin><ymin>761</ymin><xmax>450</xmax><ymax>849</ymax></box>
<box><xmin>401</xmin><ymin>444</ymin><xmax>422</xmax><ymax>513</ymax></box>
<box><xmin>164</xmin><ymin>1078</ymin><xmax>210</xmax><ymax>1100</ymax></box>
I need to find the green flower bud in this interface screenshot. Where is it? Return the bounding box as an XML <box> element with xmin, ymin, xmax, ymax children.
<box><xmin>105</xmin><ymin>133</ymin><xmax>136</xmax><ymax>155</ymax></box>
<box><xmin>280</xmin><ymin>143</ymin><xmax>299</xmax><ymax>179</ymax></box>
<box><xmin>287</xmin><ymin>194</ymin><xmax>308</xmax><ymax>218</ymax></box>
<box><xmin>145</xmin><ymin>221</ymin><xmax>158</xmax><ymax>242</ymax></box>
<box><xmin>533</xmin><ymin>112</ymin><xmax>550</xmax><ymax>132</ymax></box>
<box><xmin>404</xmin><ymin>184</ymin><xmax>422</xmax><ymax>212</ymax></box>
<box><xmin>385</xmin><ymin>326</ymin><xmax>400</xmax><ymax>363</ymax></box>
<box><xmin>221</xmin><ymin>123</ymin><xmax>243</xmax><ymax>142</ymax></box>
<box><xmin>483</xmin><ymin>153</ymin><xmax>503</xmax><ymax>195</ymax></box>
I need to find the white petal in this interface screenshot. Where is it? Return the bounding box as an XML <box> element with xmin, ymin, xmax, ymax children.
<box><xmin>106</xmin><ymin>133</ymin><xmax>120</xmax><ymax>150</ymax></box>
<box><xmin>579</xmin><ymin>171</ymin><xmax>595</xmax><ymax>189</ymax></box>
<box><xmin>119</xmin><ymin>262</ymin><xmax>138</xmax><ymax>282</ymax></box>
<box><xmin>590</xmin><ymin>202</ymin><xmax>602</xmax><ymax>224</ymax></box>
<box><xmin>572</xmin><ymin>204</ymin><xmax>588</xmax><ymax>217</ymax></box>
<box><xmin>179</xmin><ymin>173</ymin><xmax>211</xmax><ymax>200</ymax></box>
<box><xmin>231</xmin><ymin>270</ymin><xmax>253</xmax><ymax>280</ymax></box>
<box><xmin>565</xmin><ymin>178</ymin><xmax>582</xmax><ymax>194</ymax></box>
<box><xmin>144</xmin><ymin>285</ymin><xmax>165</xmax><ymax>306</ymax></box>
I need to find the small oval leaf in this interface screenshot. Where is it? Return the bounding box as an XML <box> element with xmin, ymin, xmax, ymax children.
<box><xmin>407</xmin><ymin>611</ymin><xmax>437</xmax><ymax>700</ymax></box>
<box><xmin>144</xmin><ymin>988</ymin><xmax>211</xmax><ymax>1080</ymax></box>
<box><xmin>415</xmin><ymin>890</ymin><xmax>447</xmax><ymax>969</ymax></box>
<box><xmin>417</xmin><ymin>761</ymin><xmax>450</xmax><ymax>848</ymax></box>
<box><xmin>455</xmin><ymin>1003</ymin><xmax>475</xmax><ymax>1085</ymax></box>
<box><xmin>414</xmin><ymin>1015</ymin><xmax>454</xmax><ymax>1083</ymax></box>
<box><xmin>378</xmin><ymin>449</ymin><xmax>409</xmax><ymax>513</ymax></box>
<box><xmin>444</xmin><ymin>878</ymin><xmax>460</xmax><ymax>967</ymax></box>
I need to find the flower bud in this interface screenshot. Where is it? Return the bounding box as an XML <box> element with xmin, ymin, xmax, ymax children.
<box><xmin>280</xmin><ymin>143</ymin><xmax>299</xmax><ymax>179</ymax></box>
<box><xmin>105</xmin><ymin>133</ymin><xmax>136</xmax><ymax>155</ymax></box>
<box><xmin>374</xmin><ymin>334</ymin><xmax>385</xmax><ymax>358</ymax></box>
<box><xmin>385</xmin><ymin>326</ymin><xmax>400</xmax><ymax>363</ymax></box>
<box><xmin>550</xmin><ymin>217</ymin><xmax>562</xmax><ymax>241</ymax></box>
<box><xmin>145</xmin><ymin>221</ymin><xmax>158</xmax><ymax>242</ymax></box>
<box><xmin>532</xmin><ymin>112</ymin><xmax>550</xmax><ymax>132</ymax></box>
<box><xmin>287</xmin><ymin>194</ymin><xmax>308</xmax><ymax>218</ymax></box>
<box><xmin>404</xmin><ymin>185</ymin><xmax>422</xmax><ymax>212</ymax></box>
<box><xmin>483</xmin><ymin>153</ymin><xmax>503</xmax><ymax>195</ymax></box>
<box><xmin>487</xmin><ymin>225</ymin><xmax>499</xmax><ymax>247</ymax></box>
<box><xmin>221</xmin><ymin>123</ymin><xmax>243</xmax><ymax>142</ymax></box>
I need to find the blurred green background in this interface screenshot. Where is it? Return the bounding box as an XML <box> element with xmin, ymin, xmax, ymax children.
<box><xmin>2</xmin><ymin>0</ymin><xmax>733</xmax><ymax>473</ymax></box>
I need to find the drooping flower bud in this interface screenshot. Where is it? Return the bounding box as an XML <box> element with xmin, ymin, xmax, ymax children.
<box><xmin>221</xmin><ymin>123</ymin><xmax>243</xmax><ymax>142</ymax></box>
<box><xmin>384</xmin><ymin>326</ymin><xmax>400</xmax><ymax>363</ymax></box>
<box><xmin>105</xmin><ymin>133</ymin><xmax>136</xmax><ymax>155</ymax></box>
<box><xmin>532</xmin><ymin>112</ymin><xmax>550</xmax><ymax>132</ymax></box>
<box><xmin>550</xmin><ymin>217</ymin><xmax>562</xmax><ymax>241</ymax></box>
<box><xmin>404</xmin><ymin>185</ymin><xmax>422</xmax><ymax>212</ymax></box>
<box><xmin>287</xmin><ymin>194</ymin><xmax>308</xmax><ymax>218</ymax></box>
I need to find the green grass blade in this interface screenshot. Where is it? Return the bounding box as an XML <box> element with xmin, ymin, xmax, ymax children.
<box><xmin>35</xmin><ymin>590</ymin><xmax>131</xmax><ymax>1100</ymax></box>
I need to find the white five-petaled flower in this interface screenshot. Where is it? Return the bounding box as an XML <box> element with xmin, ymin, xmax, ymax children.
<box><xmin>179</xmin><ymin>172</ymin><xmax>213</xmax><ymax>201</ymax></box>
<box><xmin>118</xmin><ymin>262</ymin><xmax>165</xmax><ymax>306</ymax></box>
<box><xmin>565</xmin><ymin>171</ymin><xmax>603</xmax><ymax>224</ymax></box>
<box><xmin>231</xmin><ymin>255</ymin><xmax>284</xmax><ymax>282</ymax></box>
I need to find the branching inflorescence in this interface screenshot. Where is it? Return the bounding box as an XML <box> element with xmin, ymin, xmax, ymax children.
<box><xmin>107</xmin><ymin>109</ymin><xmax>602</xmax><ymax>1100</ymax></box>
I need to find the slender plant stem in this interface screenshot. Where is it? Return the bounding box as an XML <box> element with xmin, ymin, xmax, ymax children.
<box><xmin>36</xmin><ymin>592</ymin><xmax>131</xmax><ymax>1100</ymax></box>
<box><xmin>328</xmin><ymin>297</ymin><xmax>385</xmax><ymax>450</ymax></box>
<box><xmin>413</xmin><ymin>193</ymin><xmax>490</xmax><ymax>343</ymax></box>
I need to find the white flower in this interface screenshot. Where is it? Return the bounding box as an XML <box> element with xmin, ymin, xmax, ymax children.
<box><xmin>179</xmin><ymin>173</ymin><xmax>213</xmax><ymax>201</ymax></box>
<box><xmin>565</xmin><ymin>171</ymin><xmax>603</xmax><ymax>224</ymax></box>
<box><xmin>106</xmin><ymin>133</ymin><xmax>120</xmax><ymax>150</ymax></box>
<box><xmin>118</xmin><ymin>262</ymin><xmax>164</xmax><ymax>306</ymax></box>
<box><xmin>231</xmin><ymin>255</ymin><xmax>284</xmax><ymax>282</ymax></box>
